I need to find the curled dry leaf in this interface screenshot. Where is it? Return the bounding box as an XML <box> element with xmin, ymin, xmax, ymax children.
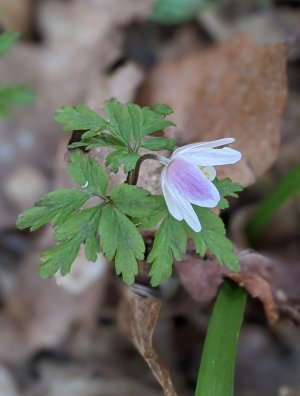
<box><xmin>175</xmin><ymin>249</ymin><xmax>300</xmax><ymax>325</ymax></box>
<box><xmin>118</xmin><ymin>287</ymin><xmax>178</xmax><ymax>396</ymax></box>
<box><xmin>227</xmin><ymin>272</ymin><xmax>279</xmax><ymax>324</ymax></box>
<box><xmin>137</xmin><ymin>34</ymin><xmax>288</xmax><ymax>187</ymax></box>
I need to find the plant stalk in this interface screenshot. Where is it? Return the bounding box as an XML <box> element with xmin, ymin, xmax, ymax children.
<box><xmin>195</xmin><ymin>280</ymin><xmax>247</xmax><ymax>396</ymax></box>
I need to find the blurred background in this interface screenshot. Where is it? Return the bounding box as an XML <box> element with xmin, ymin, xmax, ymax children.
<box><xmin>0</xmin><ymin>0</ymin><xmax>300</xmax><ymax>395</ymax></box>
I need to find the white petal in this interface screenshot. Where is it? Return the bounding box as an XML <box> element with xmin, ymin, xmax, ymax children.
<box><xmin>200</xmin><ymin>166</ymin><xmax>216</xmax><ymax>181</ymax></box>
<box><xmin>182</xmin><ymin>147</ymin><xmax>241</xmax><ymax>166</ymax></box>
<box><xmin>169</xmin><ymin>189</ymin><xmax>202</xmax><ymax>232</ymax></box>
<box><xmin>172</xmin><ymin>138</ymin><xmax>235</xmax><ymax>157</ymax></box>
<box><xmin>161</xmin><ymin>168</ymin><xmax>183</xmax><ymax>221</ymax></box>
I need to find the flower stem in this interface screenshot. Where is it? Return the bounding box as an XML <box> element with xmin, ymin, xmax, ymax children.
<box><xmin>127</xmin><ymin>153</ymin><xmax>158</xmax><ymax>185</ymax></box>
<box><xmin>195</xmin><ymin>280</ymin><xmax>247</xmax><ymax>396</ymax></box>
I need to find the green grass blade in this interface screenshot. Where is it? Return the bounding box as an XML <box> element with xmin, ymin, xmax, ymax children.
<box><xmin>246</xmin><ymin>163</ymin><xmax>300</xmax><ymax>244</ymax></box>
<box><xmin>195</xmin><ymin>280</ymin><xmax>247</xmax><ymax>396</ymax></box>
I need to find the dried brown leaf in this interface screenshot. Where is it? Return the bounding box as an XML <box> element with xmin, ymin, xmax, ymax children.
<box><xmin>119</xmin><ymin>287</ymin><xmax>178</xmax><ymax>396</ymax></box>
<box><xmin>137</xmin><ymin>34</ymin><xmax>288</xmax><ymax>187</ymax></box>
<box><xmin>175</xmin><ymin>249</ymin><xmax>300</xmax><ymax>325</ymax></box>
<box><xmin>227</xmin><ymin>272</ymin><xmax>279</xmax><ymax>324</ymax></box>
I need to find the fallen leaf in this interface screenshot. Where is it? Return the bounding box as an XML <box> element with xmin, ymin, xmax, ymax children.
<box><xmin>137</xmin><ymin>34</ymin><xmax>288</xmax><ymax>187</ymax></box>
<box><xmin>175</xmin><ymin>249</ymin><xmax>300</xmax><ymax>325</ymax></box>
<box><xmin>118</xmin><ymin>287</ymin><xmax>178</xmax><ymax>396</ymax></box>
<box><xmin>227</xmin><ymin>272</ymin><xmax>279</xmax><ymax>324</ymax></box>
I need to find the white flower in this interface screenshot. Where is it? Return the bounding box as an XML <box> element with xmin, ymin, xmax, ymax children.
<box><xmin>159</xmin><ymin>138</ymin><xmax>242</xmax><ymax>232</ymax></box>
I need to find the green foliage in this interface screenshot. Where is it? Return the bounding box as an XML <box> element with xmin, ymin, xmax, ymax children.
<box><xmin>190</xmin><ymin>207</ymin><xmax>240</xmax><ymax>271</ymax></box>
<box><xmin>0</xmin><ymin>31</ymin><xmax>19</xmax><ymax>56</ymax></box>
<box><xmin>141</xmin><ymin>137</ymin><xmax>177</xmax><ymax>151</ymax></box>
<box><xmin>100</xmin><ymin>205</ymin><xmax>145</xmax><ymax>284</ymax></box>
<box><xmin>246</xmin><ymin>163</ymin><xmax>300</xmax><ymax>244</ymax></box>
<box><xmin>67</xmin><ymin>151</ymin><xmax>108</xmax><ymax>197</ymax></box>
<box><xmin>0</xmin><ymin>86</ymin><xmax>34</xmax><ymax>117</ymax></box>
<box><xmin>17</xmin><ymin>97</ymin><xmax>242</xmax><ymax>288</ymax></box>
<box><xmin>0</xmin><ymin>32</ymin><xmax>34</xmax><ymax>117</ymax></box>
<box><xmin>147</xmin><ymin>213</ymin><xmax>187</xmax><ymax>286</ymax></box>
<box><xmin>16</xmin><ymin>189</ymin><xmax>91</xmax><ymax>231</ymax></box>
<box><xmin>40</xmin><ymin>235</ymin><xmax>82</xmax><ymax>278</ymax></box>
<box><xmin>55</xmin><ymin>105</ymin><xmax>107</xmax><ymax>134</ymax></box>
<box><xmin>149</xmin><ymin>0</ymin><xmax>213</xmax><ymax>24</ymax></box>
<box><xmin>148</xmin><ymin>205</ymin><xmax>239</xmax><ymax>286</ymax></box>
<box><xmin>105</xmin><ymin>150</ymin><xmax>140</xmax><ymax>173</ymax></box>
<box><xmin>58</xmin><ymin>98</ymin><xmax>174</xmax><ymax>153</ymax></box>
<box><xmin>213</xmin><ymin>178</ymin><xmax>243</xmax><ymax>209</ymax></box>
<box><xmin>110</xmin><ymin>184</ymin><xmax>165</xmax><ymax>218</ymax></box>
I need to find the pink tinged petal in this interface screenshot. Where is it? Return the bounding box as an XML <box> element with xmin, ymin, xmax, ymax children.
<box><xmin>173</xmin><ymin>138</ymin><xmax>235</xmax><ymax>157</ymax></box>
<box><xmin>168</xmin><ymin>190</ymin><xmax>202</xmax><ymax>232</ymax></box>
<box><xmin>161</xmin><ymin>168</ymin><xmax>183</xmax><ymax>221</ymax></box>
<box><xmin>182</xmin><ymin>147</ymin><xmax>241</xmax><ymax>166</ymax></box>
<box><xmin>165</xmin><ymin>158</ymin><xmax>220</xmax><ymax>208</ymax></box>
<box><xmin>161</xmin><ymin>168</ymin><xmax>201</xmax><ymax>231</ymax></box>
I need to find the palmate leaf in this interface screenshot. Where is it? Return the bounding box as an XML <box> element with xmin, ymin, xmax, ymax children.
<box><xmin>99</xmin><ymin>204</ymin><xmax>145</xmax><ymax>285</ymax></box>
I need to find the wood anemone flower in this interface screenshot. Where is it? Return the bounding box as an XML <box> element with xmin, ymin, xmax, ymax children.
<box><xmin>159</xmin><ymin>138</ymin><xmax>242</xmax><ymax>232</ymax></box>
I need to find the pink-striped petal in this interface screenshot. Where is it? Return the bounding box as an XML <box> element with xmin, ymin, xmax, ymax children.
<box><xmin>173</xmin><ymin>138</ymin><xmax>235</xmax><ymax>157</ymax></box>
<box><xmin>161</xmin><ymin>168</ymin><xmax>202</xmax><ymax>231</ymax></box>
<box><xmin>161</xmin><ymin>168</ymin><xmax>183</xmax><ymax>221</ymax></box>
<box><xmin>165</xmin><ymin>158</ymin><xmax>220</xmax><ymax>208</ymax></box>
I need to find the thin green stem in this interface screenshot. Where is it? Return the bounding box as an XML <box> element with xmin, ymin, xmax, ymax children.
<box><xmin>195</xmin><ymin>280</ymin><xmax>247</xmax><ymax>396</ymax></box>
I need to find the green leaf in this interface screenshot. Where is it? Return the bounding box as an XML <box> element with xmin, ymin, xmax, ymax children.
<box><xmin>139</xmin><ymin>107</ymin><xmax>175</xmax><ymax>138</ymax></box>
<box><xmin>213</xmin><ymin>178</ymin><xmax>243</xmax><ymax>209</ymax></box>
<box><xmin>191</xmin><ymin>207</ymin><xmax>240</xmax><ymax>271</ymax></box>
<box><xmin>54</xmin><ymin>205</ymin><xmax>102</xmax><ymax>262</ymax></box>
<box><xmin>16</xmin><ymin>189</ymin><xmax>91</xmax><ymax>231</ymax></box>
<box><xmin>141</xmin><ymin>136</ymin><xmax>177</xmax><ymax>151</ymax></box>
<box><xmin>110</xmin><ymin>184</ymin><xmax>165</xmax><ymax>218</ymax></box>
<box><xmin>149</xmin><ymin>0</ymin><xmax>213</xmax><ymax>24</ymax></box>
<box><xmin>127</xmin><ymin>103</ymin><xmax>144</xmax><ymax>143</ymax></box>
<box><xmin>147</xmin><ymin>213</ymin><xmax>187</xmax><ymax>286</ymax></box>
<box><xmin>81</xmin><ymin>133</ymin><xmax>126</xmax><ymax>150</ymax></box>
<box><xmin>246</xmin><ymin>163</ymin><xmax>300</xmax><ymax>244</ymax></box>
<box><xmin>100</xmin><ymin>205</ymin><xmax>145</xmax><ymax>284</ymax></box>
<box><xmin>133</xmin><ymin>209</ymin><xmax>166</xmax><ymax>230</ymax></box>
<box><xmin>55</xmin><ymin>105</ymin><xmax>107</xmax><ymax>133</ymax></box>
<box><xmin>152</xmin><ymin>103</ymin><xmax>173</xmax><ymax>116</ymax></box>
<box><xmin>104</xmin><ymin>98</ymin><xmax>132</xmax><ymax>145</ymax></box>
<box><xmin>68</xmin><ymin>151</ymin><xmax>108</xmax><ymax>197</ymax></box>
<box><xmin>0</xmin><ymin>86</ymin><xmax>34</xmax><ymax>117</ymax></box>
<box><xmin>105</xmin><ymin>150</ymin><xmax>140</xmax><ymax>173</ymax></box>
<box><xmin>39</xmin><ymin>234</ymin><xmax>83</xmax><ymax>278</ymax></box>
<box><xmin>196</xmin><ymin>280</ymin><xmax>247</xmax><ymax>396</ymax></box>
<box><xmin>0</xmin><ymin>31</ymin><xmax>19</xmax><ymax>56</ymax></box>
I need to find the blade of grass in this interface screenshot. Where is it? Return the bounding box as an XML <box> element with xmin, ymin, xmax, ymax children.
<box><xmin>195</xmin><ymin>280</ymin><xmax>247</xmax><ymax>396</ymax></box>
<box><xmin>246</xmin><ymin>163</ymin><xmax>300</xmax><ymax>244</ymax></box>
